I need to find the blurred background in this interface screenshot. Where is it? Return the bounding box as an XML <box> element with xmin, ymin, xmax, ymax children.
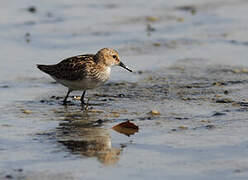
<box><xmin>2</xmin><ymin>0</ymin><xmax>248</xmax><ymax>81</ymax></box>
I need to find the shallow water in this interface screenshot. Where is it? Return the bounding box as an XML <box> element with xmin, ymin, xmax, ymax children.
<box><xmin>1</xmin><ymin>0</ymin><xmax>248</xmax><ymax>179</ymax></box>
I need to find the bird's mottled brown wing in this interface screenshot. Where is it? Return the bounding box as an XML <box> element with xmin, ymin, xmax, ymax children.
<box><xmin>37</xmin><ymin>54</ymin><xmax>95</xmax><ymax>81</ymax></box>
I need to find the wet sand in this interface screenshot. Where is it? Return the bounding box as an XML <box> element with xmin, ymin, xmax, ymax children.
<box><xmin>1</xmin><ymin>0</ymin><xmax>248</xmax><ymax>179</ymax></box>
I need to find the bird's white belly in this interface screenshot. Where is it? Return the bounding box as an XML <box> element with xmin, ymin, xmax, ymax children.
<box><xmin>51</xmin><ymin>67</ymin><xmax>111</xmax><ymax>90</ymax></box>
<box><xmin>55</xmin><ymin>78</ymin><xmax>104</xmax><ymax>90</ymax></box>
<box><xmin>52</xmin><ymin>75</ymin><xmax>110</xmax><ymax>90</ymax></box>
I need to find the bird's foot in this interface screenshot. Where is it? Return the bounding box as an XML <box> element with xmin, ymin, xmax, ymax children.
<box><xmin>81</xmin><ymin>98</ymin><xmax>90</xmax><ymax>110</ymax></box>
<box><xmin>62</xmin><ymin>101</ymin><xmax>68</xmax><ymax>105</ymax></box>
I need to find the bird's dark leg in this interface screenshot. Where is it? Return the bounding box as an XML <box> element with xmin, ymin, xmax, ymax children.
<box><xmin>80</xmin><ymin>90</ymin><xmax>86</xmax><ymax>105</ymax></box>
<box><xmin>63</xmin><ymin>89</ymin><xmax>72</xmax><ymax>105</ymax></box>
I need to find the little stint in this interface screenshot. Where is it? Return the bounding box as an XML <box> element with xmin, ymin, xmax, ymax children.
<box><xmin>37</xmin><ymin>48</ymin><xmax>132</xmax><ymax>105</ymax></box>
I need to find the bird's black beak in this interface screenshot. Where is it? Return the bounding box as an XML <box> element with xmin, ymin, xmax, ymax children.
<box><xmin>119</xmin><ymin>61</ymin><xmax>132</xmax><ymax>72</ymax></box>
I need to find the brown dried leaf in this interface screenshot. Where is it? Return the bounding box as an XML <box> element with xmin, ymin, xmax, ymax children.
<box><xmin>112</xmin><ymin>121</ymin><xmax>139</xmax><ymax>136</ymax></box>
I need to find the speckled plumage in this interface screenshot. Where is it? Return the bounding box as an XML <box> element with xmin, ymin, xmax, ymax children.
<box><xmin>37</xmin><ymin>48</ymin><xmax>132</xmax><ymax>105</ymax></box>
<box><xmin>38</xmin><ymin>55</ymin><xmax>95</xmax><ymax>81</ymax></box>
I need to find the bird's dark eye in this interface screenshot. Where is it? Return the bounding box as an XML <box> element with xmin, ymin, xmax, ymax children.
<box><xmin>112</xmin><ymin>55</ymin><xmax>117</xmax><ymax>59</ymax></box>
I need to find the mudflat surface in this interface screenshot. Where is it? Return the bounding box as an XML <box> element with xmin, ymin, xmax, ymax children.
<box><xmin>1</xmin><ymin>0</ymin><xmax>248</xmax><ymax>179</ymax></box>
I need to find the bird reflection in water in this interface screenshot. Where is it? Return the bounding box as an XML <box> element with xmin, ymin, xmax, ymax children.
<box><xmin>55</xmin><ymin>110</ymin><xmax>121</xmax><ymax>165</ymax></box>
